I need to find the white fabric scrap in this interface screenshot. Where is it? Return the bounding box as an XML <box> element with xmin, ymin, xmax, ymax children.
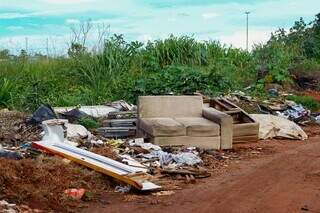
<box><xmin>250</xmin><ymin>114</ymin><xmax>308</xmax><ymax>140</ymax></box>
<box><xmin>129</xmin><ymin>138</ymin><xmax>161</xmax><ymax>151</ymax></box>
<box><xmin>142</xmin><ymin>150</ymin><xmax>202</xmax><ymax>166</ymax></box>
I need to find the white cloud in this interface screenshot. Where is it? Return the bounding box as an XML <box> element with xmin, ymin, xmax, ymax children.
<box><xmin>202</xmin><ymin>12</ymin><xmax>218</xmax><ymax>20</ymax></box>
<box><xmin>220</xmin><ymin>28</ymin><xmax>274</xmax><ymax>49</ymax></box>
<box><xmin>0</xmin><ymin>12</ymin><xmax>29</xmax><ymax>19</ymax></box>
<box><xmin>65</xmin><ymin>19</ymin><xmax>80</xmax><ymax>25</ymax></box>
<box><xmin>137</xmin><ymin>34</ymin><xmax>152</xmax><ymax>42</ymax></box>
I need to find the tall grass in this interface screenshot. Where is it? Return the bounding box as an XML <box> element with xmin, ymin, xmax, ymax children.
<box><xmin>0</xmin><ymin>30</ymin><xmax>318</xmax><ymax>111</ymax></box>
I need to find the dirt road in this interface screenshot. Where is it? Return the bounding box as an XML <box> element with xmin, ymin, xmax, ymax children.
<box><xmin>85</xmin><ymin>136</ymin><xmax>320</xmax><ymax>213</ymax></box>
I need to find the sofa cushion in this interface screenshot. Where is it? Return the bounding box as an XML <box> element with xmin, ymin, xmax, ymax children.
<box><xmin>174</xmin><ymin>117</ymin><xmax>220</xmax><ymax>137</ymax></box>
<box><xmin>139</xmin><ymin>117</ymin><xmax>186</xmax><ymax>137</ymax></box>
<box><xmin>138</xmin><ymin>96</ymin><xmax>203</xmax><ymax>118</ymax></box>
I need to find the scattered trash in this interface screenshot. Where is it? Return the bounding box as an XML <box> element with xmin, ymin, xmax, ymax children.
<box><xmin>90</xmin><ymin>139</ymin><xmax>104</xmax><ymax>146</ymax></box>
<box><xmin>65</xmin><ymin>122</ymin><xmax>92</xmax><ymax>140</ymax></box>
<box><xmin>251</xmin><ymin>114</ymin><xmax>308</xmax><ymax>140</ymax></box>
<box><xmin>1</xmin><ymin>95</ymin><xmax>318</xmax><ymax>211</ymax></box>
<box><xmin>160</xmin><ymin>167</ymin><xmax>211</xmax><ymax>178</ymax></box>
<box><xmin>277</xmin><ymin>104</ymin><xmax>310</xmax><ymax>122</ymax></box>
<box><xmin>0</xmin><ymin>148</ymin><xmax>23</xmax><ymax>160</ymax></box>
<box><xmin>120</xmin><ymin>154</ymin><xmax>148</xmax><ymax>173</ymax></box>
<box><xmin>0</xmin><ymin>200</ymin><xmax>18</xmax><ymax>213</ymax></box>
<box><xmin>105</xmin><ymin>100</ymin><xmax>135</xmax><ymax>111</ymax></box>
<box><xmin>115</xmin><ymin>185</ymin><xmax>131</xmax><ymax>193</ymax></box>
<box><xmin>103</xmin><ymin>118</ymin><xmax>136</xmax><ymax>127</ymax></box>
<box><xmin>106</xmin><ymin>139</ymin><xmax>124</xmax><ymax>148</ymax></box>
<box><xmin>27</xmin><ymin>105</ymin><xmax>57</xmax><ymax>124</ymax></box>
<box><xmin>58</xmin><ymin>108</ymin><xmax>89</xmax><ymax>122</ymax></box>
<box><xmin>33</xmin><ymin>120</ymin><xmax>161</xmax><ymax>191</ymax></box>
<box><xmin>314</xmin><ymin>114</ymin><xmax>320</xmax><ymax>124</ymax></box>
<box><xmin>108</xmin><ymin>111</ymin><xmax>137</xmax><ymax>119</ymax></box>
<box><xmin>128</xmin><ymin>138</ymin><xmax>161</xmax><ymax>151</ymax></box>
<box><xmin>64</xmin><ymin>188</ymin><xmax>86</xmax><ymax>200</ymax></box>
<box><xmin>54</xmin><ymin>105</ymin><xmax>119</xmax><ymax>118</ymax></box>
<box><xmin>97</xmin><ymin>127</ymin><xmax>136</xmax><ymax>138</ymax></box>
<box><xmin>142</xmin><ymin>150</ymin><xmax>202</xmax><ymax>166</ymax></box>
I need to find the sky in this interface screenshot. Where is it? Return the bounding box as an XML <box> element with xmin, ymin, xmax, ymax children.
<box><xmin>0</xmin><ymin>0</ymin><xmax>318</xmax><ymax>55</ymax></box>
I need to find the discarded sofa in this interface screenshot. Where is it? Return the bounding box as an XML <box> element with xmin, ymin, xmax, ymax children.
<box><xmin>137</xmin><ymin>96</ymin><xmax>233</xmax><ymax>149</ymax></box>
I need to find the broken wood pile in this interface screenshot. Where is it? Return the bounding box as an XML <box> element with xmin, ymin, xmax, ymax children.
<box><xmin>209</xmin><ymin>98</ymin><xmax>259</xmax><ymax>144</ymax></box>
<box><xmin>97</xmin><ymin>111</ymin><xmax>137</xmax><ymax>138</ymax></box>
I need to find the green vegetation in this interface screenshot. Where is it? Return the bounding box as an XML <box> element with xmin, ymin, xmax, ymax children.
<box><xmin>287</xmin><ymin>95</ymin><xmax>320</xmax><ymax>111</ymax></box>
<box><xmin>0</xmin><ymin>13</ymin><xmax>319</xmax><ymax>111</ymax></box>
<box><xmin>78</xmin><ymin>117</ymin><xmax>100</xmax><ymax>129</ymax></box>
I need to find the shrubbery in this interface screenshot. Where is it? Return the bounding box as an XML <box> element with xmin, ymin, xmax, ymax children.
<box><xmin>0</xmin><ymin>14</ymin><xmax>319</xmax><ymax>111</ymax></box>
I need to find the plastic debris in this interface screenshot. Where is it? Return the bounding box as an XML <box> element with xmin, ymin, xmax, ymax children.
<box><xmin>27</xmin><ymin>105</ymin><xmax>57</xmax><ymax>124</ymax></box>
<box><xmin>128</xmin><ymin>138</ymin><xmax>161</xmax><ymax>151</ymax></box>
<box><xmin>64</xmin><ymin>188</ymin><xmax>86</xmax><ymax>200</ymax></box>
<box><xmin>58</xmin><ymin>108</ymin><xmax>89</xmax><ymax>122</ymax></box>
<box><xmin>277</xmin><ymin>104</ymin><xmax>310</xmax><ymax>122</ymax></box>
<box><xmin>251</xmin><ymin>114</ymin><xmax>308</xmax><ymax>140</ymax></box>
<box><xmin>105</xmin><ymin>100</ymin><xmax>135</xmax><ymax>111</ymax></box>
<box><xmin>106</xmin><ymin>139</ymin><xmax>124</xmax><ymax>148</ymax></box>
<box><xmin>90</xmin><ymin>139</ymin><xmax>104</xmax><ymax>146</ymax></box>
<box><xmin>141</xmin><ymin>150</ymin><xmax>202</xmax><ymax>166</ymax></box>
<box><xmin>0</xmin><ymin>145</ymin><xmax>23</xmax><ymax>160</ymax></box>
<box><xmin>0</xmin><ymin>200</ymin><xmax>17</xmax><ymax>213</ymax></box>
<box><xmin>54</xmin><ymin>105</ymin><xmax>119</xmax><ymax>118</ymax></box>
<box><xmin>120</xmin><ymin>154</ymin><xmax>148</xmax><ymax>173</ymax></box>
<box><xmin>115</xmin><ymin>185</ymin><xmax>131</xmax><ymax>193</ymax></box>
<box><xmin>34</xmin><ymin>120</ymin><xmax>161</xmax><ymax>191</ymax></box>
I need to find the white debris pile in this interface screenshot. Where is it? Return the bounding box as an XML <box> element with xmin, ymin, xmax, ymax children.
<box><xmin>128</xmin><ymin>138</ymin><xmax>161</xmax><ymax>151</ymax></box>
<box><xmin>0</xmin><ymin>200</ymin><xmax>18</xmax><ymax>213</ymax></box>
<box><xmin>127</xmin><ymin>138</ymin><xmax>202</xmax><ymax>167</ymax></box>
<box><xmin>251</xmin><ymin>114</ymin><xmax>308</xmax><ymax>140</ymax></box>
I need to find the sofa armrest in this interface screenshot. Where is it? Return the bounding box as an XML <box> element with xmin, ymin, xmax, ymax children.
<box><xmin>202</xmin><ymin>107</ymin><xmax>233</xmax><ymax>149</ymax></box>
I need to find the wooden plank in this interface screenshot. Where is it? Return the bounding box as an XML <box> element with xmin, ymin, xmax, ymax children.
<box><xmin>233</xmin><ymin>123</ymin><xmax>259</xmax><ymax>137</ymax></box>
<box><xmin>32</xmin><ymin>142</ymin><xmax>161</xmax><ymax>191</ymax></box>
<box><xmin>233</xmin><ymin>135</ymin><xmax>259</xmax><ymax>144</ymax></box>
<box><xmin>102</xmin><ymin>118</ymin><xmax>137</xmax><ymax>127</ymax></box>
<box><xmin>208</xmin><ymin>98</ymin><xmax>259</xmax><ymax>144</ymax></box>
<box><xmin>97</xmin><ymin>127</ymin><xmax>136</xmax><ymax>138</ymax></box>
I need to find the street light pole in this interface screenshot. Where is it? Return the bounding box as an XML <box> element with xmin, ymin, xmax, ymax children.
<box><xmin>245</xmin><ymin>11</ymin><xmax>250</xmax><ymax>51</ymax></box>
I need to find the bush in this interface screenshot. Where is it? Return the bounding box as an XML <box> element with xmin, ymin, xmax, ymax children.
<box><xmin>287</xmin><ymin>95</ymin><xmax>320</xmax><ymax>111</ymax></box>
<box><xmin>78</xmin><ymin>117</ymin><xmax>100</xmax><ymax>129</ymax></box>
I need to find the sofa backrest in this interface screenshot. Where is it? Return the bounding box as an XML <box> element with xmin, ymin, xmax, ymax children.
<box><xmin>138</xmin><ymin>96</ymin><xmax>203</xmax><ymax>118</ymax></box>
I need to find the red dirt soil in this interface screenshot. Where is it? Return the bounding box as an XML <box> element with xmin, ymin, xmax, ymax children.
<box><xmin>84</xmin><ymin>129</ymin><xmax>320</xmax><ymax>213</ymax></box>
<box><xmin>303</xmin><ymin>90</ymin><xmax>320</xmax><ymax>102</ymax></box>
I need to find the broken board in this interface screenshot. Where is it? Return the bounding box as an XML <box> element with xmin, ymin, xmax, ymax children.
<box><xmin>209</xmin><ymin>98</ymin><xmax>259</xmax><ymax>144</ymax></box>
<box><xmin>33</xmin><ymin>119</ymin><xmax>160</xmax><ymax>191</ymax></box>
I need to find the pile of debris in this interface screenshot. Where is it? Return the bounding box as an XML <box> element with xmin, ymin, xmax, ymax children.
<box><xmin>0</xmin><ymin>94</ymin><xmax>318</xmax><ymax>211</ymax></box>
<box><xmin>0</xmin><ymin>100</ymin><xmax>217</xmax><ymax>211</ymax></box>
<box><xmin>225</xmin><ymin>90</ymin><xmax>320</xmax><ymax>125</ymax></box>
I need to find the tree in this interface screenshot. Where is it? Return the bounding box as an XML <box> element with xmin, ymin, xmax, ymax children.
<box><xmin>303</xmin><ymin>13</ymin><xmax>320</xmax><ymax>59</ymax></box>
<box><xmin>68</xmin><ymin>42</ymin><xmax>87</xmax><ymax>57</ymax></box>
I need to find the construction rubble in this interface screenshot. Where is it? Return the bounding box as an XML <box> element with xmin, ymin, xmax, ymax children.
<box><xmin>0</xmin><ymin>95</ymin><xmax>319</xmax><ymax>212</ymax></box>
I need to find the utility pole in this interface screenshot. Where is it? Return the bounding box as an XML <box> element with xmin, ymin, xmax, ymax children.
<box><xmin>245</xmin><ymin>11</ymin><xmax>250</xmax><ymax>51</ymax></box>
<box><xmin>25</xmin><ymin>37</ymin><xmax>29</xmax><ymax>53</ymax></box>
